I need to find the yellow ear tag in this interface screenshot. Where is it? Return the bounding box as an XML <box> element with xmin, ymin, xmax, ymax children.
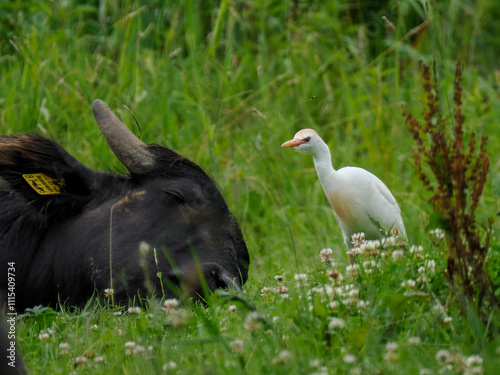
<box><xmin>22</xmin><ymin>173</ymin><xmax>64</xmax><ymax>195</ymax></box>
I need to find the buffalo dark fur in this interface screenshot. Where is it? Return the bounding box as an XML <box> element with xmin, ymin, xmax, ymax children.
<box><xmin>0</xmin><ymin>100</ymin><xmax>249</xmax><ymax>310</ymax></box>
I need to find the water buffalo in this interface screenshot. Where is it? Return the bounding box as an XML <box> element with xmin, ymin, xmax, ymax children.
<box><xmin>0</xmin><ymin>100</ymin><xmax>249</xmax><ymax>311</ymax></box>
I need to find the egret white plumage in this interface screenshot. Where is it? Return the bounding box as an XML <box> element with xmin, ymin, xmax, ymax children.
<box><xmin>281</xmin><ymin>129</ymin><xmax>406</xmax><ymax>264</ymax></box>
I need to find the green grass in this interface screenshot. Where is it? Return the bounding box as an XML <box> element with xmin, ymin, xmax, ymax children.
<box><xmin>1</xmin><ymin>0</ymin><xmax>500</xmax><ymax>373</ymax></box>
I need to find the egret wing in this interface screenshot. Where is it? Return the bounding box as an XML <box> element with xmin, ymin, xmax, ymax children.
<box><xmin>364</xmin><ymin>172</ymin><xmax>406</xmax><ymax>238</ymax></box>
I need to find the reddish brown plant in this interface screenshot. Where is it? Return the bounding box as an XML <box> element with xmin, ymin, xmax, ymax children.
<box><xmin>402</xmin><ymin>61</ymin><xmax>497</xmax><ymax>322</ymax></box>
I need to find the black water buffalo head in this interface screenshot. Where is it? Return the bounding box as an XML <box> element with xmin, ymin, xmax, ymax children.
<box><xmin>0</xmin><ymin>100</ymin><xmax>249</xmax><ymax>310</ymax></box>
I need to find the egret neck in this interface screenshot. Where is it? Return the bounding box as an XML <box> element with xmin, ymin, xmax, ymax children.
<box><xmin>310</xmin><ymin>141</ymin><xmax>336</xmax><ymax>192</ymax></box>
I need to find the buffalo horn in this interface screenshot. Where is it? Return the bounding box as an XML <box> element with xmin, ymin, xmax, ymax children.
<box><xmin>92</xmin><ymin>99</ymin><xmax>154</xmax><ymax>174</ymax></box>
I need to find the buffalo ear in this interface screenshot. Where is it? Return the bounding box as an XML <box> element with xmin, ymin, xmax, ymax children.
<box><xmin>0</xmin><ymin>134</ymin><xmax>94</xmax><ymax>216</ymax></box>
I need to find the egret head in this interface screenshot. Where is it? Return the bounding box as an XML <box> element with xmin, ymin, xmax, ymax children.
<box><xmin>281</xmin><ymin>129</ymin><xmax>326</xmax><ymax>157</ymax></box>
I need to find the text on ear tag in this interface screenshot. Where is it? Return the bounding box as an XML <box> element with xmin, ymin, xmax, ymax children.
<box><xmin>22</xmin><ymin>173</ymin><xmax>64</xmax><ymax>195</ymax></box>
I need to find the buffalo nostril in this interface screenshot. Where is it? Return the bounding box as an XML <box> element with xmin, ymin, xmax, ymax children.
<box><xmin>205</xmin><ymin>265</ymin><xmax>241</xmax><ymax>292</ymax></box>
<box><xmin>217</xmin><ymin>271</ymin><xmax>242</xmax><ymax>291</ymax></box>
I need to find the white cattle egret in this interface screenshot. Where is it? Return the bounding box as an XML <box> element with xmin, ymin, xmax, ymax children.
<box><xmin>281</xmin><ymin>129</ymin><xmax>406</xmax><ymax>264</ymax></box>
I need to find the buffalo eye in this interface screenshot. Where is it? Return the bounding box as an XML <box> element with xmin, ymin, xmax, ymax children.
<box><xmin>163</xmin><ymin>190</ymin><xmax>185</xmax><ymax>204</ymax></box>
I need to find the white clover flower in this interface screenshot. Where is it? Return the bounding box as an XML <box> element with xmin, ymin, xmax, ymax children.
<box><xmin>328</xmin><ymin>317</ymin><xmax>346</xmax><ymax>330</ymax></box>
<box><xmin>94</xmin><ymin>356</ymin><xmax>104</xmax><ymax>363</ymax></box>
<box><xmin>349</xmin><ymin>247</ymin><xmax>363</xmax><ymax>256</ymax></box>
<box><xmin>362</xmin><ymin>260</ymin><xmax>376</xmax><ymax>271</ymax></box>
<box><xmin>125</xmin><ymin>341</ymin><xmax>145</xmax><ymax>356</ymax></box>
<box><xmin>127</xmin><ymin>306</ymin><xmax>141</xmax><ymax>315</ymax></box>
<box><xmin>383</xmin><ymin>344</ymin><xmax>399</xmax><ymax>361</ymax></box>
<box><xmin>426</xmin><ymin>259</ymin><xmax>436</xmax><ymax>274</ymax></box>
<box><xmin>356</xmin><ymin>300</ymin><xmax>369</xmax><ymax>310</ymax></box>
<box><xmin>170</xmin><ymin>309</ymin><xmax>188</xmax><ymax>327</ymax></box>
<box><xmin>391</xmin><ymin>226</ymin><xmax>402</xmax><ymax>238</ymax></box>
<box><xmin>59</xmin><ymin>342</ymin><xmax>70</xmax><ymax>355</ymax></box>
<box><xmin>360</xmin><ymin>241</ymin><xmax>380</xmax><ymax>257</ymax></box>
<box><xmin>351</xmin><ymin>233</ymin><xmax>365</xmax><ymax>247</ymax></box>
<box><xmin>342</xmin><ymin>297</ymin><xmax>356</xmax><ymax>306</ymax></box>
<box><xmin>436</xmin><ymin>349</ymin><xmax>451</xmax><ymax>363</ymax></box>
<box><xmin>104</xmin><ymin>288</ymin><xmax>114</xmax><ymax>298</ymax></box>
<box><xmin>344</xmin><ymin>283</ymin><xmax>355</xmax><ymax>291</ymax></box>
<box><xmin>132</xmin><ymin>345</ymin><xmax>145</xmax><ymax>355</ymax></box>
<box><xmin>409</xmin><ymin>245</ymin><xmax>424</xmax><ymax>259</ymax></box>
<box><xmin>230</xmin><ymin>339</ymin><xmax>244</xmax><ymax>355</ymax></box>
<box><xmin>409</xmin><ymin>245</ymin><xmax>424</xmax><ymax>254</ymax></box>
<box><xmin>464</xmin><ymin>355</ymin><xmax>483</xmax><ymax>368</ymax></box>
<box><xmin>443</xmin><ymin>316</ymin><xmax>452</xmax><ymax>324</ymax></box>
<box><xmin>329</xmin><ymin>301</ymin><xmax>339</xmax><ymax>310</ymax></box>
<box><xmin>407</xmin><ymin>336</ymin><xmax>421</xmax><ymax>345</ymax></box>
<box><xmin>274</xmin><ymin>275</ymin><xmax>284</xmax><ymax>282</ymax></box>
<box><xmin>365</xmin><ymin>240</ymin><xmax>381</xmax><ymax>250</ymax></box>
<box><xmin>228</xmin><ymin>304</ymin><xmax>237</xmax><ymax>312</ymax></box>
<box><xmin>294</xmin><ymin>273</ymin><xmax>308</xmax><ymax>288</ymax></box>
<box><xmin>429</xmin><ymin>228</ymin><xmax>445</xmax><ymax>239</ymax></box>
<box><xmin>326</xmin><ymin>268</ymin><xmax>343</xmax><ymax>285</ymax></box>
<box><xmin>310</xmin><ymin>287</ymin><xmax>324</xmax><ymax>295</ymax></box>
<box><xmin>324</xmin><ymin>285</ymin><xmax>335</xmax><ymax>299</ymax></box>
<box><xmin>277</xmin><ymin>284</ymin><xmax>289</xmax><ymax>294</ymax></box>
<box><xmin>386</xmin><ymin>342</ymin><xmax>398</xmax><ymax>352</ymax></box>
<box><xmin>244</xmin><ymin>312</ymin><xmax>262</xmax><ymax>332</ymax></box>
<box><xmin>164</xmin><ymin>298</ymin><xmax>179</xmax><ymax>314</ymax></box>
<box><xmin>272</xmin><ymin>350</ymin><xmax>292</xmax><ymax>364</ymax></box>
<box><xmin>346</xmin><ymin>264</ymin><xmax>360</xmax><ymax>279</ymax></box>
<box><xmin>319</xmin><ymin>248</ymin><xmax>333</xmax><ymax>263</ymax></box>
<box><xmin>401</xmin><ymin>279</ymin><xmax>416</xmax><ymax>288</ymax></box>
<box><xmin>74</xmin><ymin>356</ymin><xmax>87</xmax><ymax>364</ymax></box>
<box><xmin>383</xmin><ymin>350</ymin><xmax>398</xmax><ymax>361</ymax></box>
<box><xmin>162</xmin><ymin>361</ymin><xmax>177</xmax><ymax>371</ymax></box>
<box><xmin>419</xmin><ymin>369</ymin><xmax>432</xmax><ymax>375</ymax></box>
<box><xmin>382</xmin><ymin>236</ymin><xmax>396</xmax><ymax>248</ymax></box>
<box><xmin>260</xmin><ymin>286</ymin><xmax>277</xmax><ymax>298</ymax></box>
<box><xmin>391</xmin><ymin>250</ymin><xmax>404</xmax><ymax>261</ymax></box>
<box><xmin>39</xmin><ymin>332</ymin><xmax>50</xmax><ymax>341</ymax></box>
<box><xmin>343</xmin><ymin>354</ymin><xmax>357</xmax><ymax>364</ymax></box>
<box><xmin>348</xmin><ymin>288</ymin><xmax>359</xmax><ymax>299</ymax></box>
<box><xmin>432</xmin><ymin>304</ymin><xmax>444</xmax><ymax>314</ymax></box>
<box><xmin>309</xmin><ymin>359</ymin><xmax>321</xmax><ymax>368</ymax></box>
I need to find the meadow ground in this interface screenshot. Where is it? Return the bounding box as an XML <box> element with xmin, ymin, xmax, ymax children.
<box><xmin>1</xmin><ymin>1</ymin><xmax>500</xmax><ymax>374</ymax></box>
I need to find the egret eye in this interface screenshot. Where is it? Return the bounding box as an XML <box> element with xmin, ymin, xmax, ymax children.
<box><xmin>304</xmin><ymin>137</ymin><xmax>311</xmax><ymax>143</ymax></box>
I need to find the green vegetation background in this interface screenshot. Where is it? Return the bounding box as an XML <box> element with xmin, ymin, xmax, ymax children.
<box><xmin>1</xmin><ymin>0</ymin><xmax>499</xmax><ymax>374</ymax></box>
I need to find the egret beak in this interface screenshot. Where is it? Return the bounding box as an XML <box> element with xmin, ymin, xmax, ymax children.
<box><xmin>281</xmin><ymin>138</ymin><xmax>307</xmax><ymax>148</ymax></box>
